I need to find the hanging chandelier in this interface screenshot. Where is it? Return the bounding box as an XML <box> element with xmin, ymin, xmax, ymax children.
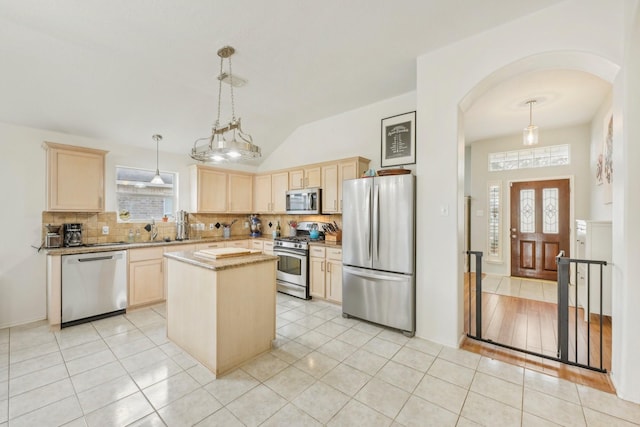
<box><xmin>523</xmin><ymin>99</ymin><xmax>539</xmax><ymax>146</ymax></box>
<box><xmin>150</xmin><ymin>134</ymin><xmax>164</xmax><ymax>185</ymax></box>
<box><xmin>191</xmin><ymin>46</ymin><xmax>261</xmax><ymax>163</ymax></box>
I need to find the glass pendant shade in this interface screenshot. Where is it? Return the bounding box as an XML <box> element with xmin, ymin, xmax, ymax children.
<box><xmin>523</xmin><ymin>125</ymin><xmax>539</xmax><ymax>145</ymax></box>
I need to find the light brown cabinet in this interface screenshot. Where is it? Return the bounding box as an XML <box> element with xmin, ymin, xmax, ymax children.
<box><xmin>44</xmin><ymin>142</ymin><xmax>107</xmax><ymax>212</ymax></box>
<box><xmin>321</xmin><ymin>157</ymin><xmax>370</xmax><ymax>214</ymax></box>
<box><xmin>129</xmin><ymin>247</ymin><xmax>165</xmax><ymax>307</ymax></box>
<box><xmin>253</xmin><ymin>171</ymin><xmax>289</xmax><ymax>213</ymax></box>
<box><xmin>289</xmin><ymin>166</ymin><xmax>321</xmax><ymax>190</ymax></box>
<box><xmin>190</xmin><ymin>165</ymin><xmax>253</xmax><ymax>213</ymax></box>
<box><xmin>309</xmin><ymin>246</ymin><xmax>343</xmax><ymax>303</ymax></box>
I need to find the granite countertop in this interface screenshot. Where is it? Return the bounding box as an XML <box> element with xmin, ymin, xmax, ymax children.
<box><xmin>45</xmin><ymin>236</ymin><xmax>274</xmax><ymax>255</ymax></box>
<box><xmin>164</xmin><ymin>250</ymin><xmax>278</xmax><ymax>271</ymax></box>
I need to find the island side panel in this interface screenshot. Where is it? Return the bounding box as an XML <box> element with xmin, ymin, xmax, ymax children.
<box><xmin>215</xmin><ymin>260</ymin><xmax>277</xmax><ymax>374</ymax></box>
<box><xmin>166</xmin><ymin>258</ymin><xmax>218</xmax><ymax>373</ymax></box>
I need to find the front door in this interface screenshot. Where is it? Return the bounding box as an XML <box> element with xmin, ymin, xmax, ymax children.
<box><xmin>510</xmin><ymin>179</ymin><xmax>570</xmax><ymax>281</ymax></box>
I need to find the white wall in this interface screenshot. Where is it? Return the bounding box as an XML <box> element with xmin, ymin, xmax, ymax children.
<box><xmin>589</xmin><ymin>92</ymin><xmax>614</xmax><ymax>219</ymax></box>
<box><xmin>0</xmin><ymin>121</ymin><xmax>255</xmax><ymax>328</ymax></box>
<box><xmin>258</xmin><ymin>92</ymin><xmax>416</xmax><ymax>173</ymax></box>
<box><xmin>469</xmin><ymin>124</ymin><xmax>592</xmax><ymax>277</ymax></box>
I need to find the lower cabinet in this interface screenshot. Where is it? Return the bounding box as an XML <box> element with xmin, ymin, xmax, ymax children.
<box><xmin>251</xmin><ymin>239</ymin><xmax>274</xmax><ymax>254</ymax></box>
<box><xmin>129</xmin><ymin>247</ymin><xmax>165</xmax><ymax>307</ymax></box>
<box><xmin>309</xmin><ymin>246</ymin><xmax>343</xmax><ymax>303</ymax></box>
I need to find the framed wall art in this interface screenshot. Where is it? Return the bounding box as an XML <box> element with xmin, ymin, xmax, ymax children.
<box><xmin>381</xmin><ymin>111</ymin><xmax>416</xmax><ymax>168</ymax></box>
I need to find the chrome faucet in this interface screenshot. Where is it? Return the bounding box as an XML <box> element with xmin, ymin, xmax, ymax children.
<box><xmin>151</xmin><ymin>218</ymin><xmax>158</xmax><ymax>241</ymax></box>
<box><xmin>145</xmin><ymin>219</ymin><xmax>159</xmax><ymax>241</ymax></box>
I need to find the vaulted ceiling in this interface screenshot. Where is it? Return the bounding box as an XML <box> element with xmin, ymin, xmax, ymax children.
<box><xmin>2</xmin><ymin>0</ymin><xmax>602</xmax><ymax>163</ymax></box>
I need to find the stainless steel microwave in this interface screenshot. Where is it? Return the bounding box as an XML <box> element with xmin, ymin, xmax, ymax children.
<box><xmin>286</xmin><ymin>188</ymin><xmax>322</xmax><ymax>214</ymax></box>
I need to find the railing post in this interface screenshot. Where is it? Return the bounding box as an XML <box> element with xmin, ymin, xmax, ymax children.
<box><xmin>557</xmin><ymin>257</ymin><xmax>570</xmax><ymax>364</ymax></box>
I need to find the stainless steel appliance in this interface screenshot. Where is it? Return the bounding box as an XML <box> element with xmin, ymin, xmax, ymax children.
<box><xmin>63</xmin><ymin>223</ymin><xmax>83</xmax><ymax>247</ymax></box>
<box><xmin>274</xmin><ymin>221</ymin><xmax>326</xmax><ymax>299</ymax></box>
<box><xmin>286</xmin><ymin>188</ymin><xmax>322</xmax><ymax>214</ymax></box>
<box><xmin>45</xmin><ymin>224</ymin><xmax>62</xmax><ymax>248</ymax></box>
<box><xmin>342</xmin><ymin>174</ymin><xmax>416</xmax><ymax>336</ymax></box>
<box><xmin>176</xmin><ymin>210</ymin><xmax>189</xmax><ymax>240</ymax></box>
<box><xmin>61</xmin><ymin>250</ymin><xmax>127</xmax><ymax>327</ymax></box>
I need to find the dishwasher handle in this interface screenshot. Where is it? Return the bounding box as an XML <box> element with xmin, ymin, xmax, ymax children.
<box><xmin>78</xmin><ymin>255</ymin><xmax>115</xmax><ymax>262</ymax></box>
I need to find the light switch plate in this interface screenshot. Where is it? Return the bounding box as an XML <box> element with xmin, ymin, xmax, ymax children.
<box><xmin>209</xmin><ymin>223</ymin><xmax>214</xmax><ymax>230</ymax></box>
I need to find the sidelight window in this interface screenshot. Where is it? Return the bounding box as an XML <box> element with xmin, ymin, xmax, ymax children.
<box><xmin>487</xmin><ymin>181</ymin><xmax>502</xmax><ymax>262</ymax></box>
<box><xmin>116</xmin><ymin>166</ymin><xmax>177</xmax><ymax>222</ymax></box>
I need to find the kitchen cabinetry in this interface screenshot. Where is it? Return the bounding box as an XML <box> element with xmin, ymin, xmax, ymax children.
<box><xmin>321</xmin><ymin>157</ymin><xmax>370</xmax><ymax>214</ymax></box>
<box><xmin>129</xmin><ymin>247</ymin><xmax>165</xmax><ymax>307</ymax></box>
<box><xmin>228</xmin><ymin>173</ymin><xmax>253</xmax><ymax>213</ymax></box>
<box><xmin>290</xmin><ymin>166</ymin><xmax>321</xmax><ymax>190</ymax></box>
<box><xmin>253</xmin><ymin>171</ymin><xmax>289</xmax><ymax>213</ymax></box>
<box><xmin>190</xmin><ymin>165</ymin><xmax>253</xmax><ymax>213</ymax></box>
<box><xmin>309</xmin><ymin>246</ymin><xmax>343</xmax><ymax>303</ymax></box>
<box><xmin>191</xmin><ymin>166</ymin><xmax>227</xmax><ymax>212</ymax></box>
<box><xmin>196</xmin><ymin>242</ymin><xmax>225</xmax><ymax>250</ymax></box>
<box><xmin>44</xmin><ymin>142</ymin><xmax>107</xmax><ymax>212</ymax></box>
<box><xmin>575</xmin><ymin>220</ymin><xmax>612</xmax><ymax>320</ymax></box>
<box><xmin>226</xmin><ymin>240</ymin><xmax>250</xmax><ymax>249</ymax></box>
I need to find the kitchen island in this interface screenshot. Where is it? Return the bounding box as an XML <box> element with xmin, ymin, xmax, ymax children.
<box><xmin>164</xmin><ymin>249</ymin><xmax>278</xmax><ymax>376</ymax></box>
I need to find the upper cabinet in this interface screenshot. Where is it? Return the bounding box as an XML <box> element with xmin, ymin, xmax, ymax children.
<box><xmin>322</xmin><ymin>157</ymin><xmax>370</xmax><ymax>214</ymax></box>
<box><xmin>190</xmin><ymin>165</ymin><xmax>253</xmax><ymax>213</ymax></box>
<box><xmin>289</xmin><ymin>166</ymin><xmax>321</xmax><ymax>190</ymax></box>
<box><xmin>254</xmin><ymin>171</ymin><xmax>289</xmax><ymax>214</ymax></box>
<box><xmin>44</xmin><ymin>142</ymin><xmax>107</xmax><ymax>212</ymax></box>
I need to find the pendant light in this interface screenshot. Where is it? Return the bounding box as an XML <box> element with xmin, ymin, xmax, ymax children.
<box><xmin>190</xmin><ymin>46</ymin><xmax>261</xmax><ymax>163</ymax></box>
<box><xmin>523</xmin><ymin>100</ymin><xmax>539</xmax><ymax>146</ymax></box>
<box><xmin>150</xmin><ymin>134</ymin><xmax>164</xmax><ymax>185</ymax></box>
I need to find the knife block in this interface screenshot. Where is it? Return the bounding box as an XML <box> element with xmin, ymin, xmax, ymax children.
<box><xmin>324</xmin><ymin>231</ymin><xmax>342</xmax><ymax>242</ymax></box>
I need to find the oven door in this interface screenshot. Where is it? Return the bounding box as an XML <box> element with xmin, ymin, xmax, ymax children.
<box><xmin>274</xmin><ymin>246</ymin><xmax>309</xmax><ymax>299</ymax></box>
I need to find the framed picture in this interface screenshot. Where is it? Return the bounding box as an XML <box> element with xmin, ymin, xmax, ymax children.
<box><xmin>381</xmin><ymin>111</ymin><xmax>416</xmax><ymax>168</ymax></box>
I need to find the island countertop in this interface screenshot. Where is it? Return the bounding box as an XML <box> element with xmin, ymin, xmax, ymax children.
<box><xmin>164</xmin><ymin>250</ymin><xmax>277</xmax><ymax>271</ymax></box>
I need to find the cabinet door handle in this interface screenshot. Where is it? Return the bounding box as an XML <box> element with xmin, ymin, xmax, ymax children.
<box><xmin>327</xmin><ymin>262</ymin><xmax>331</xmax><ymax>273</ymax></box>
<box><xmin>333</xmin><ymin>200</ymin><xmax>337</xmax><ymax>210</ymax></box>
<box><xmin>321</xmin><ymin>261</ymin><xmax>325</xmax><ymax>272</ymax></box>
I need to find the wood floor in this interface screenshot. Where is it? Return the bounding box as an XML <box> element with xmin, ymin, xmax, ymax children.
<box><xmin>463</xmin><ymin>273</ymin><xmax>615</xmax><ymax>394</ymax></box>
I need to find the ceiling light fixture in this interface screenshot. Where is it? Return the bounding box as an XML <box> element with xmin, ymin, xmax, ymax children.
<box><xmin>150</xmin><ymin>134</ymin><xmax>164</xmax><ymax>185</ymax></box>
<box><xmin>523</xmin><ymin>100</ymin><xmax>539</xmax><ymax>146</ymax></box>
<box><xmin>191</xmin><ymin>46</ymin><xmax>260</xmax><ymax>163</ymax></box>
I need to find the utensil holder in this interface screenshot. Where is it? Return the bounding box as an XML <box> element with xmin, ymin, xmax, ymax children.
<box><xmin>324</xmin><ymin>231</ymin><xmax>342</xmax><ymax>242</ymax></box>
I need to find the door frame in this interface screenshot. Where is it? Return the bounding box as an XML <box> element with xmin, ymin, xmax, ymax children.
<box><xmin>506</xmin><ymin>175</ymin><xmax>575</xmax><ymax>278</ymax></box>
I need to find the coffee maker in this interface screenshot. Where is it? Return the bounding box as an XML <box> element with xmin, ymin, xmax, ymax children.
<box><xmin>63</xmin><ymin>223</ymin><xmax>83</xmax><ymax>247</ymax></box>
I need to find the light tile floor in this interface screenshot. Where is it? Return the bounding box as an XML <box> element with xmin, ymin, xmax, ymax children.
<box><xmin>1</xmin><ymin>294</ymin><xmax>639</xmax><ymax>426</ymax></box>
<box><xmin>481</xmin><ymin>275</ymin><xmax>579</xmax><ymax>305</ymax></box>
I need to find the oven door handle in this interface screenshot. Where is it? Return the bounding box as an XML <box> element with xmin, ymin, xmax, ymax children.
<box><xmin>274</xmin><ymin>248</ymin><xmax>307</xmax><ymax>258</ymax></box>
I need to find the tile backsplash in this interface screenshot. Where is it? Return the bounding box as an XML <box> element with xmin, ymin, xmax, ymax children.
<box><xmin>42</xmin><ymin>211</ymin><xmax>342</xmax><ymax>244</ymax></box>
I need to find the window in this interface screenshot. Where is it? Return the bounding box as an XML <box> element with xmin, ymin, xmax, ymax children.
<box><xmin>488</xmin><ymin>144</ymin><xmax>570</xmax><ymax>172</ymax></box>
<box><xmin>116</xmin><ymin>166</ymin><xmax>177</xmax><ymax>222</ymax></box>
<box><xmin>487</xmin><ymin>181</ymin><xmax>502</xmax><ymax>262</ymax></box>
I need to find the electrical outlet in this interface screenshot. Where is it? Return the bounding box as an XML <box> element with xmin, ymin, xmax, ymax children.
<box><xmin>244</xmin><ymin>221</ymin><xmax>249</xmax><ymax>229</ymax></box>
<box><xmin>209</xmin><ymin>223</ymin><xmax>214</xmax><ymax>230</ymax></box>
<box><xmin>102</xmin><ymin>225</ymin><xmax>109</xmax><ymax>235</ymax></box>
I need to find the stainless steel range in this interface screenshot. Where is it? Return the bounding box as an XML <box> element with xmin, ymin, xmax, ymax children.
<box><xmin>274</xmin><ymin>221</ymin><xmax>326</xmax><ymax>300</ymax></box>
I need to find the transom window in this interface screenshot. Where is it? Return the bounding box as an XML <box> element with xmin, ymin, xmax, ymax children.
<box><xmin>116</xmin><ymin>166</ymin><xmax>177</xmax><ymax>222</ymax></box>
<box><xmin>488</xmin><ymin>144</ymin><xmax>570</xmax><ymax>172</ymax></box>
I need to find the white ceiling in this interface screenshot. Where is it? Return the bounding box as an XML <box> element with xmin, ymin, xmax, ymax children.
<box><xmin>0</xmin><ymin>0</ymin><xmax>577</xmax><ymax>163</ymax></box>
<box><xmin>464</xmin><ymin>69</ymin><xmax>611</xmax><ymax>143</ymax></box>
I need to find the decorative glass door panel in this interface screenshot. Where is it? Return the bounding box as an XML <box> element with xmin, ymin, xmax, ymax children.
<box><xmin>510</xmin><ymin>179</ymin><xmax>570</xmax><ymax>280</ymax></box>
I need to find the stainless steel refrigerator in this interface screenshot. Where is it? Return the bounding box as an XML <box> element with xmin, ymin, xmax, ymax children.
<box><xmin>342</xmin><ymin>174</ymin><xmax>415</xmax><ymax>336</ymax></box>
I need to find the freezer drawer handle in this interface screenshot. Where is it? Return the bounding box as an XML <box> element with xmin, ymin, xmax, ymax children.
<box><xmin>78</xmin><ymin>256</ymin><xmax>114</xmax><ymax>262</ymax></box>
<box><xmin>344</xmin><ymin>266</ymin><xmax>408</xmax><ymax>282</ymax></box>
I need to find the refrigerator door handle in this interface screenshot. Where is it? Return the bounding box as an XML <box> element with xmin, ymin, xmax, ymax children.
<box><xmin>373</xmin><ymin>184</ymin><xmax>380</xmax><ymax>261</ymax></box>
<box><xmin>367</xmin><ymin>185</ymin><xmax>372</xmax><ymax>260</ymax></box>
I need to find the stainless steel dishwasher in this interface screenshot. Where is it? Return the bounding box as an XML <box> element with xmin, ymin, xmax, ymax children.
<box><xmin>62</xmin><ymin>250</ymin><xmax>128</xmax><ymax>327</ymax></box>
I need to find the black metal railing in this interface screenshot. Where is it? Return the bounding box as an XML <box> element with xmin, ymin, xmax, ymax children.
<box><xmin>557</xmin><ymin>254</ymin><xmax>608</xmax><ymax>372</ymax></box>
<box><xmin>466</xmin><ymin>250</ymin><xmax>608</xmax><ymax>373</ymax></box>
